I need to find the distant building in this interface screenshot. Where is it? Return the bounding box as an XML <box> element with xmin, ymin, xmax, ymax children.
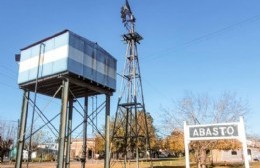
<box><xmin>9</xmin><ymin>149</ymin><xmax>37</xmax><ymax>161</ymax></box>
<box><xmin>35</xmin><ymin>139</ymin><xmax>97</xmax><ymax>161</ymax></box>
<box><xmin>212</xmin><ymin>139</ymin><xmax>260</xmax><ymax>163</ymax></box>
<box><xmin>37</xmin><ymin>143</ymin><xmax>58</xmax><ymax>160</ymax></box>
<box><xmin>70</xmin><ymin>138</ymin><xmax>96</xmax><ymax>160</ymax></box>
<box><xmin>37</xmin><ymin>143</ymin><xmax>58</xmax><ymax>151</ymax></box>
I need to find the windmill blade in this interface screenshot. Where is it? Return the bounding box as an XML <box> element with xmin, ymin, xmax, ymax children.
<box><xmin>125</xmin><ymin>0</ymin><xmax>132</xmax><ymax>14</ymax></box>
<box><xmin>121</xmin><ymin>0</ymin><xmax>135</xmax><ymax>24</ymax></box>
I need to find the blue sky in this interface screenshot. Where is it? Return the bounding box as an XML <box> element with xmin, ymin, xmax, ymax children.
<box><xmin>0</xmin><ymin>1</ymin><xmax>260</xmax><ymax>138</ymax></box>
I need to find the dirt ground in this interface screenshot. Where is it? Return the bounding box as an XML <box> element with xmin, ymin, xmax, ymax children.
<box><xmin>1</xmin><ymin>160</ymin><xmax>260</xmax><ymax>168</ymax></box>
<box><xmin>0</xmin><ymin>161</ymin><xmax>104</xmax><ymax>168</ymax></box>
<box><xmin>0</xmin><ymin>159</ymin><xmax>156</xmax><ymax>168</ymax></box>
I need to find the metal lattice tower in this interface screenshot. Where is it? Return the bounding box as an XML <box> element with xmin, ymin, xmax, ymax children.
<box><xmin>112</xmin><ymin>1</ymin><xmax>151</xmax><ymax>167</ymax></box>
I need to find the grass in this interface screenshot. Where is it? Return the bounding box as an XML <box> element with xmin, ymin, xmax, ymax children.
<box><xmin>110</xmin><ymin>158</ymin><xmax>260</xmax><ymax>168</ymax></box>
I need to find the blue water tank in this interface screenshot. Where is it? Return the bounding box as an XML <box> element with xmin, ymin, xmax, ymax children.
<box><xmin>18</xmin><ymin>30</ymin><xmax>117</xmax><ymax>91</ymax></box>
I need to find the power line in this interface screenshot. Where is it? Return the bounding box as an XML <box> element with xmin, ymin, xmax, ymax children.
<box><xmin>0</xmin><ymin>64</ymin><xmax>18</xmax><ymax>75</ymax></box>
<box><xmin>127</xmin><ymin>14</ymin><xmax>260</xmax><ymax>119</ymax></box>
<box><xmin>0</xmin><ymin>81</ymin><xmax>18</xmax><ymax>89</ymax></box>
<box><xmin>0</xmin><ymin>71</ymin><xmax>16</xmax><ymax>80</ymax></box>
<box><xmin>141</xmin><ymin>14</ymin><xmax>260</xmax><ymax>62</ymax></box>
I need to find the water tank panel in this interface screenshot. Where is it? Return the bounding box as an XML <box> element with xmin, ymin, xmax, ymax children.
<box><xmin>18</xmin><ymin>30</ymin><xmax>117</xmax><ymax>91</ymax></box>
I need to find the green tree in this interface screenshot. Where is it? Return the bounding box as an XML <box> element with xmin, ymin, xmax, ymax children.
<box><xmin>111</xmin><ymin>111</ymin><xmax>158</xmax><ymax>158</ymax></box>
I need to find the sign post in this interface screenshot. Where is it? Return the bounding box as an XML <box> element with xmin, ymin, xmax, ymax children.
<box><xmin>184</xmin><ymin>121</ymin><xmax>190</xmax><ymax>168</ymax></box>
<box><xmin>239</xmin><ymin>117</ymin><xmax>250</xmax><ymax>168</ymax></box>
<box><xmin>183</xmin><ymin>117</ymin><xmax>249</xmax><ymax>168</ymax></box>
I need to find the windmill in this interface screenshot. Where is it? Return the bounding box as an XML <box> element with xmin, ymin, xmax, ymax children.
<box><xmin>112</xmin><ymin>1</ymin><xmax>152</xmax><ymax>167</ymax></box>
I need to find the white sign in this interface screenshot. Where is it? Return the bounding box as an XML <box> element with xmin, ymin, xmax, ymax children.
<box><xmin>189</xmin><ymin>124</ymin><xmax>239</xmax><ymax>140</ymax></box>
<box><xmin>183</xmin><ymin>117</ymin><xmax>249</xmax><ymax>168</ymax></box>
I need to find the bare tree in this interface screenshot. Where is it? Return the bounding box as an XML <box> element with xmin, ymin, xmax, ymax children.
<box><xmin>24</xmin><ymin>128</ymin><xmax>53</xmax><ymax>151</ymax></box>
<box><xmin>161</xmin><ymin>92</ymin><xmax>248</xmax><ymax>168</ymax></box>
<box><xmin>0</xmin><ymin>120</ymin><xmax>17</xmax><ymax>162</ymax></box>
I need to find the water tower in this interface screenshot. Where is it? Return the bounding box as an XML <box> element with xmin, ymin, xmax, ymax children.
<box><xmin>15</xmin><ymin>30</ymin><xmax>116</xmax><ymax>168</ymax></box>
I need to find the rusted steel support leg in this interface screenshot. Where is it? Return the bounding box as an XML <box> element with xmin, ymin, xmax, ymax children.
<box><xmin>57</xmin><ymin>80</ymin><xmax>69</xmax><ymax>168</ymax></box>
<box><xmin>66</xmin><ymin>99</ymin><xmax>73</xmax><ymax>168</ymax></box>
<box><xmin>15</xmin><ymin>90</ymin><xmax>30</xmax><ymax>168</ymax></box>
<box><xmin>81</xmin><ymin>96</ymin><xmax>88</xmax><ymax>168</ymax></box>
<box><xmin>104</xmin><ymin>94</ymin><xmax>110</xmax><ymax>168</ymax></box>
